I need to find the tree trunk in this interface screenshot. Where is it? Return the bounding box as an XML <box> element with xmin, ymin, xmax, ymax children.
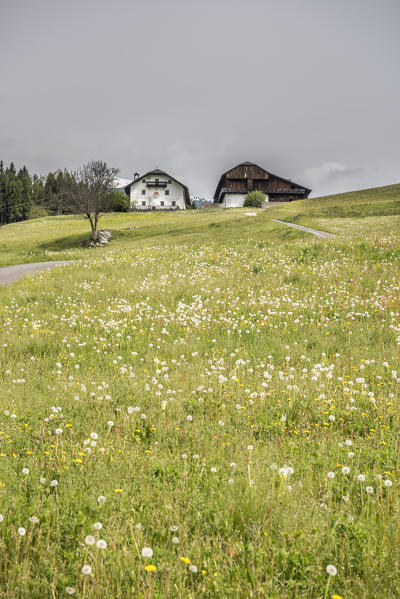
<box><xmin>94</xmin><ymin>213</ymin><xmax>99</xmax><ymax>240</ymax></box>
<box><xmin>87</xmin><ymin>213</ymin><xmax>98</xmax><ymax>241</ymax></box>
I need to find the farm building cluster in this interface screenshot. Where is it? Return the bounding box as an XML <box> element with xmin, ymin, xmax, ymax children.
<box><xmin>121</xmin><ymin>162</ymin><xmax>311</xmax><ymax>211</ymax></box>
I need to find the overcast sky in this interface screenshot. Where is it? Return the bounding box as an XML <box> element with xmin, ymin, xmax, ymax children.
<box><xmin>1</xmin><ymin>0</ymin><xmax>399</xmax><ymax>198</ymax></box>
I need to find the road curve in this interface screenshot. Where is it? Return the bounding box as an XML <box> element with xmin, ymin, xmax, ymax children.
<box><xmin>0</xmin><ymin>261</ymin><xmax>71</xmax><ymax>286</ymax></box>
<box><xmin>271</xmin><ymin>219</ymin><xmax>335</xmax><ymax>239</ymax></box>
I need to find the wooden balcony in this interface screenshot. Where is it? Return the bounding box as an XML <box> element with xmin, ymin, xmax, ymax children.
<box><xmin>273</xmin><ymin>188</ymin><xmax>305</xmax><ymax>194</ymax></box>
<box><xmin>146</xmin><ymin>180</ymin><xmax>167</xmax><ymax>187</ymax></box>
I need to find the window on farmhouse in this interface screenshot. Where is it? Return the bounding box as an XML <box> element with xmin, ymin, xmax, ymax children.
<box><xmin>165</xmin><ymin>189</ymin><xmax>169</xmax><ymax>195</ymax></box>
<box><xmin>142</xmin><ymin>201</ymin><xmax>146</xmax><ymax>206</ymax></box>
<box><xmin>167</xmin><ymin>179</ymin><xmax>171</xmax><ymax>183</ymax></box>
<box><xmin>172</xmin><ymin>201</ymin><xmax>176</xmax><ymax>207</ymax></box>
<box><xmin>160</xmin><ymin>201</ymin><xmax>164</xmax><ymax>206</ymax></box>
<box><xmin>142</xmin><ymin>189</ymin><xmax>145</xmax><ymax>195</ymax></box>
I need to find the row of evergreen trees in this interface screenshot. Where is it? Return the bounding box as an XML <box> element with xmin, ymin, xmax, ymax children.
<box><xmin>0</xmin><ymin>161</ymin><xmax>127</xmax><ymax>226</ymax></box>
<box><xmin>0</xmin><ymin>161</ymin><xmax>33</xmax><ymax>225</ymax></box>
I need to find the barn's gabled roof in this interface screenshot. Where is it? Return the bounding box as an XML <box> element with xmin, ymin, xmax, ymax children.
<box><xmin>124</xmin><ymin>169</ymin><xmax>190</xmax><ymax>205</ymax></box>
<box><xmin>213</xmin><ymin>161</ymin><xmax>311</xmax><ymax>201</ymax></box>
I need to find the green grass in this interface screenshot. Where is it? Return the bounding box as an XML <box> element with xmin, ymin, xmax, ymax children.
<box><xmin>267</xmin><ymin>183</ymin><xmax>400</xmax><ymax>236</ymax></box>
<box><xmin>0</xmin><ymin>187</ymin><xmax>400</xmax><ymax>597</ymax></box>
<box><xmin>0</xmin><ymin>210</ymin><xmax>301</xmax><ymax>267</ymax></box>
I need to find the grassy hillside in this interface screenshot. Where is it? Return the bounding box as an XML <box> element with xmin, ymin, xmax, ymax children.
<box><xmin>0</xmin><ymin>183</ymin><xmax>399</xmax><ymax>267</ymax></box>
<box><xmin>0</xmin><ymin>188</ymin><xmax>399</xmax><ymax>597</ymax></box>
<box><xmin>0</xmin><ymin>210</ymin><xmax>302</xmax><ymax>267</ymax></box>
<box><xmin>267</xmin><ymin>183</ymin><xmax>400</xmax><ymax>236</ymax></box>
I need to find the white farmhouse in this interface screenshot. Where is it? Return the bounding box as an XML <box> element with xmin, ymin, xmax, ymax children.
<box><xmin>124</xmin><ymin>169</ymin><xmax>190</xmax><ymax>211</ymax></box>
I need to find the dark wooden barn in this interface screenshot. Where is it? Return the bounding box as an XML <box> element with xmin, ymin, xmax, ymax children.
<box><xmin>213</xmin><ymin>162</ymin><xmax>311</xmax><ymax>206</ymax></box>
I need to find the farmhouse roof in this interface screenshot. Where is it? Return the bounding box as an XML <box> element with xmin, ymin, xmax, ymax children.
<box><xmin>213</xmin><ymin>161</ymin><xmax>312</xmax><ymax>201</ymax></box>
<box><xmin>124</xmin><ymin>169</ymin><xmax>190</xmax><ymax>205</ymax></box>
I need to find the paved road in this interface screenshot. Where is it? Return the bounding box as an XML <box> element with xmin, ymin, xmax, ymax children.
<box><xmin>271</xmin><ymin>219</ymin><xmax>335</xmax><ymax>239</ymax></box>
<box><xmin>0</xmin><ymin>261</ymin><xmax>71</xmax><ymax>286</ymax></box>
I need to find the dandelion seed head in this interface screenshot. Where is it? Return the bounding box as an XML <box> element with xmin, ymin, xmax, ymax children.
<box><xmin>85</xmin><ymin>535</ymin><xmax>95</xmax><ymax>545</ymax></box>
<box><xmin>65</xmin><ymin>587</ymin><xmax>76</xmax><ymax>595</ymax></box>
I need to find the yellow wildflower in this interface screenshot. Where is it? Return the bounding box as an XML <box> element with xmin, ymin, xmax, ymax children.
<box><xmin>144</xmin><ymin>564</ymin><xmax>156</xmax><ymax>572</ymax></box>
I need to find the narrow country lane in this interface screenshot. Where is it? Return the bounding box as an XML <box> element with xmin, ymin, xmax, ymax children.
<box><xmin>0</xmin><ymin>261</ymin><xmax>71</xmax><ymax>285</ymax></box>
<box><xmin>271</xmin><ymin>219</ymin><xmax>335</xmax><ymax>239</ymax></box>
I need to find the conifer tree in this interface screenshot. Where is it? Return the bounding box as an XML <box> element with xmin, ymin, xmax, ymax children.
<box><xmin>7</xmin><ymin>162</ymin><xmax>16</xmax><ymax>179</ymax></box>
<box><xmin>17</xmin><ymin>167</ymin><xmax>32</xmax><ymax>220</ymax></box>
<box><xmin>0</xmin><ymin>169</ymin><xmax>6</xmax><ymax>225</ymax></box>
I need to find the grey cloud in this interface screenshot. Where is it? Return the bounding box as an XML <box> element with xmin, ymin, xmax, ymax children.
<box><xmin>0</xmin><ymin>0</ymin><xmax>399</xmax><ymax>198</ymax></box>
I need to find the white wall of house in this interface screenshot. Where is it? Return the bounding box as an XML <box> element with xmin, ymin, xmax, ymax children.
<box><xmin>129</xmin><ymin>174</ymin><xmax>186</xmax><ymax>210</ymax></box>
<box><xmin>222</xmin><ymin>193</ymin><xmax>246</xmax><ymax>207</ymax></box>
<box><xmin>222</xmin><ymin>192</ymin><xmax>269</xmax><ymax>207</ymax></box>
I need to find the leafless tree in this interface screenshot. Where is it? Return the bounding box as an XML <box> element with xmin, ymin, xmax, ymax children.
<box><xmin>67</xmin><ymin>161</ymin><xmax>119</xmax><ymax>241</ymax></box>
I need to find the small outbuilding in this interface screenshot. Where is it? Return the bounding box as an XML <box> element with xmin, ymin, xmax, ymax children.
<box><xmin>213</xmin><ymin>161</ymin><xmax>311</xmax><ymax>207</ymax></box>
<box><xmin>124</xmin><ymin>169</ymin><xmax>190</xmax><ymax>211</ymax></box>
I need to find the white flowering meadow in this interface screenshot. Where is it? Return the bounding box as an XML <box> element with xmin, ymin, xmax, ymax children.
<box><xmin>0</xmin><ymin>190</ymin><xmax>399</xmax><ymax>597</ymax></box>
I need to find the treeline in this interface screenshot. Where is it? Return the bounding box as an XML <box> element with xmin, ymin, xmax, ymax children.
<box><xmin>0</xmin><ymin>160</ymin><xmax>128</xmax><ymax>226</ymax></box>
<box><xmin>0</xmin><ymin>161</ymin><xmax>33</xmax><ymax>225</ymax></box>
